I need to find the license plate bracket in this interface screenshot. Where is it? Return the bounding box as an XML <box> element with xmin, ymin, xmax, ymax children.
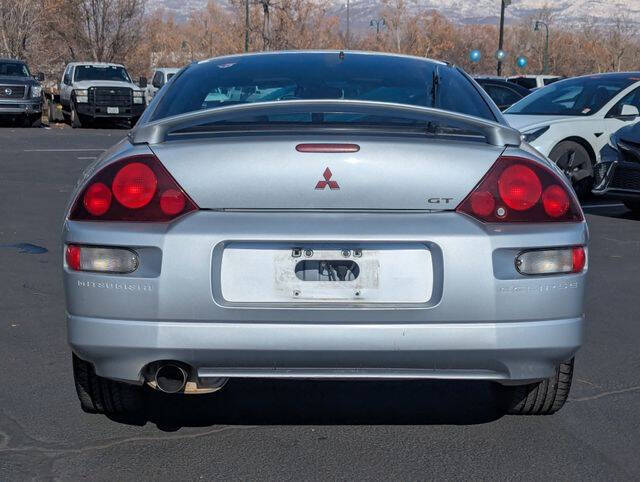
<box><xmin>220</xmin><ymin>243</ymin><xmax>433</xmax><ymax>304</ymax></box>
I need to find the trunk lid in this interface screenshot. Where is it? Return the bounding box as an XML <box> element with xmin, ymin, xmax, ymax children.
<box><xmin>150</xmin><ymin>135</ymin><xmax>505</xmax><ymax>210</ymax></box>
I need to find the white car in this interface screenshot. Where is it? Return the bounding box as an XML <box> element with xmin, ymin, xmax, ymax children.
<box><xmin>146</xmin><ymin>67</ymin><xmax>180</xmax><ymax>104</ymax></box>
<box><xmin>504</xmin><ymin>73</ymin><xmax>640</xmax><ymax>197</ymax></box>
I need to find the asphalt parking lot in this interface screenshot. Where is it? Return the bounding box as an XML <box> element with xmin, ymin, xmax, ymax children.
<box><xmin>1</xmin><ymin>125</ymin><xmax>640</xmax><ymax>480</ymax></box>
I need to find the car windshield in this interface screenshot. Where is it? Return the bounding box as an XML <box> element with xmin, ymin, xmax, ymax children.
<box><xmin>74</xmin><ymin>65</ymin><xmax>131</xmax><ymax>83</ymax></box>
<box><xmin>151</xmin><ymin>52</ymin><xmax>496</xmax><ymax>122</ymax></box>
<box><xmin>0</xmin><ymin>61</ymin><xmax>30</xmax><ymax>77</ymax></box>
<box><xmin>505</xmin><ymin>76</ymin><xmax>635</xmax><ymax>116</ymax></box>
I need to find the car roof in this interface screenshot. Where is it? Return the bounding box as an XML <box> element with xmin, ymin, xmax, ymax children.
<box><xmin>0</xmin><ymin>58</ymin><xmax>27</xmax><ymax>64</ymax></box>
<box><xmin>155</xmin><ymin>67</ymin><xmax>180</xmax><ymax>72</ymax></box>
<box><xmin>67</xmin><ymin>62</ymin><xmax>125</xmax><ymax>68</ymax></box>
<box><xmin>569</xmin><ymin>72</ymin><xmax>640</xmax><ymax>82</ymax></box>
<box><xmin>195</xmin><ymin>50</ymin><xmax>449</xmax><ymax>67</ymax></box>
<box><xmin>508</xmin><ymin>75</ymin><xmax>560</xmax><ymax>79</ymax></box>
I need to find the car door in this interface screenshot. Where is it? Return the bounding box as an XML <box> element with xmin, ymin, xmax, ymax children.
<box><xmin>60</xmin><ymin>65</ymin><xmax>73</xmax><ymax>108</ymax></box>
<box><xmin>600</xmin><ymin>85</ymin><xmax>640</xmax><ymax>154</ymax></box>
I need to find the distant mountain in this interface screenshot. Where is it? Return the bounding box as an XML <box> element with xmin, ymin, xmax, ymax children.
<box><xmin>148</xmin><ymin>0</ymin><xmax>640</xmax><ymax>27</ymax></box>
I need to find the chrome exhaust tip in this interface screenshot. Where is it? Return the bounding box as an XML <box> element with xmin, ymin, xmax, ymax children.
<box><xmin>154</xmin><ymin>364</ymin><xmax>188</xmax><ymax>394</ymax></box>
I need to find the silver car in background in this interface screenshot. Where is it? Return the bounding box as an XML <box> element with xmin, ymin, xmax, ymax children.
<box><xmin>63</xmin><ymin>51</ymin><xmax>588</xmax><ymax>417</ymax></box>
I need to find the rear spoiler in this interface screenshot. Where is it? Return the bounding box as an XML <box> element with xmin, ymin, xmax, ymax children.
<box><xmin>129</xmin><ymin>99</ymin><xmax>522</xmax><ymax>147</ymax></box>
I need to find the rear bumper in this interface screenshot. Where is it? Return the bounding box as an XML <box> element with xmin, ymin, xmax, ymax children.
<box><xmin>69</xmin><ymin>314</ymin><xmax>584</xmax><ymax>384</ymax></box>
<box><xmin>64</xmin><ymin>210</ymin><xmax>588</xmax><ymax>386</ymax></box>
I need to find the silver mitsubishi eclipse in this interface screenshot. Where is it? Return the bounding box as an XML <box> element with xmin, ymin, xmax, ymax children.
<box><xmin>63</xmin><ymin>51</ymin><xmax>587</xmax><ymax>417</ymax></box>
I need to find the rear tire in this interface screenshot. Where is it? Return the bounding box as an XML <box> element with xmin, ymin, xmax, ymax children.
<box><xmin>507</xmin><ymin>358</ymin><xmax>574</xmax><ymax>415</ymax></box>
<box><xmin>72</xmin><ymin>353</ymin><xmax>144</xmax><ymax>415</ymax></box>
<box><xmin>549</xmin><ymin>141</ymin><xmax>594</xmax><ymax>199</ymax></box>
<box><xmin>624</xmin><ymin>201</ymin><xmax>640</xmax><ymax>214</ymax></box>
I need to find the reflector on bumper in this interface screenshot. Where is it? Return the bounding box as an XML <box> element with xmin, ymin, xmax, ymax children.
<box><xmin>516</xmin><ymin>247</ymin><xmax>586</xmax><ymax>275</ymax></box>
<box><xmin>65</xmin><ymin>245</ymin><xmax>138</xmax><ymax>273</ymax></box>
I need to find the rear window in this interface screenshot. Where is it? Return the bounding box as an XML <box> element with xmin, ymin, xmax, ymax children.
<box><xmin>151</xmin><ymin>53</ymin><xmax>496</xmax><ymax>122</ymax></box>
<box><xmin>509</xmin><ymin>77</ymin><xmax>538</xmax><ymax>89</ymax></box>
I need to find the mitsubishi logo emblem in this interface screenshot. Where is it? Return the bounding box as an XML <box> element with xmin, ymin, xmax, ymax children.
<box><xmin>4</xmin><ymin>88</ymin><xmax>12</xmax><ymax>96</ymax></box>
<box><xmin>315</xmin><ymin>167</ymin><xmax>340</xmax><ymax>190</ymax></box>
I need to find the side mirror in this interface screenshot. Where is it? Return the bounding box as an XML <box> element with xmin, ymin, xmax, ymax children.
<box><xmin>620</xmin><ymin>104</ymin><xmax>639</xmax><ymax>118</ymax></box>
<box><xmin>36</xmin><ymin>72</ymin><xmax>45</xmax><ymax>82</ymax></box>
<box><xmin>138</xmin><ymin>76</ymin><xmax>148</xmax><ymax>88</ymax></box>
<box><xmin>152</xmin><ymin>77</ymin><xmax>163</xmax><ymax>89</ymax></box>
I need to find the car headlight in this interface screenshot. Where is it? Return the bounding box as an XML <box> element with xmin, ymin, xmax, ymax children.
<box><xmin>133</xmin><ymin>90</ymin><xmax>144</xmax><ymax>104</ymax></box>
<box><xmin>31</xmin><ymin>85</ymin><xmax>42</xmax><ymax>98</ymax></box>
<box><xmin>522</xmin><ymin>126</ymin><xmax>550</xmax><ymax>143</ymax></box>
<box><xmin>74</xmin><ymin>89</ymin><xmax>89</xmax><ymax>103</ymax></box>
<box><xmin>608</xmin><ymin>132</ymin><xmax>621</xmax><ymax>151</ymax></box>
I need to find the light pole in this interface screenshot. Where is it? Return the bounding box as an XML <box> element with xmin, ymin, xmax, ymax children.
<box><xmin>496</xmin><ymin>0</ymin><xmax>511</xmax><ymax>76</ymax></box>
<box><xmin>245</xmin><ymin>0</ymin><xmax>250</xmax><ymax>52</ymax></box>
<box><xmin>534</xmin><ymin>20</ymin><xmax>550</xmax><ymax>75</ymax></box>
<box><xmin>370</xmin><ymin>18</ymin><xmax>386</xmax><ymax>35</ymax></box>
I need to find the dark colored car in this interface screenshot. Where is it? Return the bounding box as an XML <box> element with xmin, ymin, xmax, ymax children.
<box><xmin>594</xmin><ymin>122</ymin><xmax>640</xmax><ymax>213</ymax></box>
<box><xmin>474</xmin><ymin>78</ymin><xmax>530</xmax><ymax>111</ymax></box>
<box><xmin>0</xmin><ymin>58</ymin><xmax>44</xmax><ymax>127</ymax></box>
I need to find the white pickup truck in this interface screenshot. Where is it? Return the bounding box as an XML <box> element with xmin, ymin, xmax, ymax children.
<box><xmin>146</xmin><ymin>67</ymin><xmax>180</xmax><ymax>104</ymax></box>
<box><xmin>59</xmin><ymin>62</ymin><xmax>147</xmax><ymax>128</ymax></box>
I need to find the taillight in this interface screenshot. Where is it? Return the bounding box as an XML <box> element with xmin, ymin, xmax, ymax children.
<box><xmin>456</xmin><ymin>156</ymin><xmax>583</xmax><ymax>223</ymax></box>
<box><xmin>69</xmin><ymin>155</ymin><xmax>198</xmax><ymax>222</ymax></box>
<box><xmin>112</xmin><ymin>162</ymin><xmax>157</xmax><ymax>209</ymax></box>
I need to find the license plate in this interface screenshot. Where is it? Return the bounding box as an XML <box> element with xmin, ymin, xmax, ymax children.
<box><xmin>220</xmin><ymin>243</ymin><xmax>433</xmax><ymax>303</ymax></box>
<box><xmin>107</xmin><ymin>107</ymin><xmax>119</xmax><ymax>114</ymax></box>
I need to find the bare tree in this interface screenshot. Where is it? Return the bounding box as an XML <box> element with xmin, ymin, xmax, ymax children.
<box><xmin>380</xmin><ymin>0</ymin><xmax>415</xmax><ymax>52</ymax></box>
<box><xmin>47</xmin><ymin>0</ymin><xmax>147</xmax><ymax>62</ymax></box>
<box><xmin>0</xmin><ymin>0</ymin><xmax>41</xmax><ymax>59</ymax></box>
<box><xmin>604</xmin><ymin>16</ymin><xmax>634</xmax><ymax>72</ymax></box>
<box><xmin>257</xmin><ymin>0</ymin><xmax>275</xmax><ymax>50</ymax></box>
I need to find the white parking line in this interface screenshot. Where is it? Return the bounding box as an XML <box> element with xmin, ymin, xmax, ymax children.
<box><xmin>23</xmin><ymin>148</ymin><xmax>106</xmax><ymax>152</ymax></box>
<box><xmin>77</xmin><ymin>157</ymin><xmax>97</xmax><ymax>160</ymax></box>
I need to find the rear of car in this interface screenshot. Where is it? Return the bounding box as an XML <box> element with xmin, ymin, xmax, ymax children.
<box><xmin>62</xmin><ymin>52</ymin><xmax>588</xmax><ymax>417</ymax></box>
<box><xmin>0</xmin><ymin>59</ymin><xmax>43</xmax><ymax>126</ymax></box>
